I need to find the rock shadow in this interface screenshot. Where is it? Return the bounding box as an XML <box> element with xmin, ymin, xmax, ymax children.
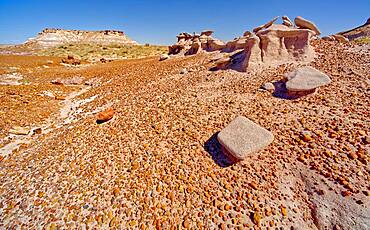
<box><xmin>208</xmin><ymin>50</ymin><xmax>245</xmax><ymax>72</ymax></box>
<box><xmin>272</xmin><ymin>80</ymin><xmax>313</xmax><ymax>100</ymax></box>
<box><xmin>204</xmin><ymin>132</ymin><xmax>239</xmax><ymax>168</ymax></box>
<box><xmin>272</xmin><ymin>80</ymin><xmax>290</xmax><ymax>99</ymax></box>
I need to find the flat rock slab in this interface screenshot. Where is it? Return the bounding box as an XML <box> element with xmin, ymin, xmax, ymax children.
<box><xmin>217</xmin><ymin>116</ymin><xmax>274</xmax><ymax>160</ymax></box>
<box><xmin>286</xmin><ymin>66</ymin><xmax>331</xmax><ymax>92</ymax></box>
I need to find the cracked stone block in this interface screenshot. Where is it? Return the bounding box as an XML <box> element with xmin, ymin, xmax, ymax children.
<box><xmin>217</xmin><ymin>116</ymin><xmax>274</xmax><ymax>160</ymax></box>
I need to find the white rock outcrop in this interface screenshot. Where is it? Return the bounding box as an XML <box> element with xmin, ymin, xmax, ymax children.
<box><xmin>25</xmin><ymin>28</ymin><xmax>138</xmax><ymax>48</ymax></box>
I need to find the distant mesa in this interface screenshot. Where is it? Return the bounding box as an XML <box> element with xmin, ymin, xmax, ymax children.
<box><xmin>24</xmin><ymin>28</ymin><xmax>139</xmax><ymax>47</ymax></box>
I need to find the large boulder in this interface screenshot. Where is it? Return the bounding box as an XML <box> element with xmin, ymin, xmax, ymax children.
<box><xmin>285</xmin><ymin>66</ymin><xmax>331</xmax><ymax>95</ymax></box>
<box><xmin>294</xmin><ymin>16</ymin><xmax>321</xmax><ymax>35</ymax></box>
<box><xmin>201</xmin><ymin>30</ymin><xmax>214</xmax><ymax>37</ymax></box>
<box><xmin>253</xmin><ymin>16</ymin><xmax>279</xmax><ymax>33</ymax></box>
<box><xmin>322</xmin><ymin>36</ymin><xmax>336</xmax><ymax>41</ymax></box>
<box><xmin>332</xmin><ymin>34</ymin><xmax>349</xmax><ymax>43</ymax></box>
<box><xmin>282</xmin><ymin>16</ymin><xmax>294</xmax><ymax>27</ymax></box>
<box><xmin>217</xmin><ymin>116</ymin><xmax>274</xmax><ymax>161</ymax></box>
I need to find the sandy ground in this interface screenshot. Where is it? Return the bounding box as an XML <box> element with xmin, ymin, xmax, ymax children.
<box><xmin>0</xmin><ymin>40</ymin><xmax>369</xmax><ymax>229</ymax></box>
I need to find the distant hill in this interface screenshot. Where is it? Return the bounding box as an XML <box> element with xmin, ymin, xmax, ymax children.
<box><xmin>338</xmin><ymin>18</ymin><xmax>370</xmax><ymax>41</ymax></box>
<box><xmin>24</xmin><ymin>28</ymin><xmax>139</xmax><ymax>48</ymax></box>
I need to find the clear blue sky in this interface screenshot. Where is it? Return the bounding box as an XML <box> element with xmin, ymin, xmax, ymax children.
<box><xmin>0</xmin><ymin>0</ymin><xmax>369</xmax><ymax>45</ymax></box>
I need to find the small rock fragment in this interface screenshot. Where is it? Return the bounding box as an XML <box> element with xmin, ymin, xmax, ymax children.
<box><xmin>9</xmin><ymin>126</ymin><xmax>30</xmax><ymax>135</ymax></box>
<box><xmin>97</xmin><ymin>108</ymin><xmax>115</xmax><ymax>123</ymax></box>
<box><xmin>341</xmin><ymin>190</ymin><xmax>351</xmax><ymax>197</ymax></box>
<box><xmin>252</xmin><ymin>212</ymin><xmax>261</xmax><ymax>225</ymax></box>
<box><xmin>249</xmin><ymin>182</ymin><xmax>258</xmax><ymax>190</ymax></box>
<box><xmin>159</xmin><ymin>54</ymin><xmax>169</xmax><ymax>61</ymax></box>
<box><xmin>55</xmin><ymin>95</ymin><xmax>66</xmax><ymax>100</ymax></box>
<box><xmin>180</xmin><ymin>68</ymin><xmax>188</xmax><ymax>74</ymax></box>
<box><xmin>261</xmin><ymin>82</ymin><xmax>275</xmax><ymax>92</ymax></box>
<box><xmin>33</xmin><ymin>127</ymin><xmax>42</xmax><ymax>135</ymax></box>
<box><xmin>281</xmin><ymin>207</ymin><xmax>287</xmax><ymax>216</ymax></box>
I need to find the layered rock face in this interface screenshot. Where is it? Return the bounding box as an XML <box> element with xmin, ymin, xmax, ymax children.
<box><xmin>25</xmin><ymin>28</ymin><xmax>138</xmax><ymax>47</ymax></box>
<box><xmin>169</xmin><ymin>16</ymin><xmax>319</xmax><ymax>71</ymax></box>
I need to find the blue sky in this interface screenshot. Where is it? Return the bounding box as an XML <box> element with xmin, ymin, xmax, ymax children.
<box><xmin>0</xmin><ymin>0</ymin><xmax>369</xmax><ymax>45</ymax></box>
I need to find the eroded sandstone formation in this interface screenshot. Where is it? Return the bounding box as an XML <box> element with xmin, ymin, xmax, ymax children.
<box><xmin>168</xmin><ymin>31</ymin><xmax>225</xmax><ymax>55</ymax></box>
<box><xmin>169</xmin><ymin>16</ymin><xmax>320</xmax><ymax>71</ymax></box>
<box><xmin>25</xmin><ymin>28</ymin><xmax>139</xmax><ymax>47</ymax></box>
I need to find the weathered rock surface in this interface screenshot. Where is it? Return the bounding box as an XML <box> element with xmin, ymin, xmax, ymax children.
<box><xmin>285</xmin><ymin>66</ymin><xmax>331</xmax><ymax>92</ymax></box>
<box><xmin>294</xmin><ymin>16</ymin><xmax>321</xmax><ymax>35</ymax></box>
<box><xmin>25</xmin><ymin>28</ymin><xmax>138</xmax><ymax>48</ymax></box>
<box><xmin>217</xmin><ymin>116</ymin><xmax>274</xmax><ymax>160</ymax></box>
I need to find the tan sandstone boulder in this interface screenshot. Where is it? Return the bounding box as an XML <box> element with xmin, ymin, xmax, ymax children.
<box><xmin>322</xmin><ymin>36</ymin><xmax>336</xmax><ymax>41</ymax></box>
<box><xmin>294</xmin><ymin>16</ymin><xmax>321</xmax><ymax>35</ymax></box>
<box><xmin>282</xmin><ymin>16</ymin><xmax>294</xmax><ymax>27</ymax></box>
<box><xmin>217</xmin><ymin>116</ymin><xmax>274</xmax><ymax>161</ymax></box>
<box><xmin>253</xmin><ymin>16</ymin><xmax>279</xmax><ymax>33</ymax></box>
<box><xmin>201</xmin><ymin>30</ymin><xmax>214</xmax><ymax>37</ymax></box>
<box><xmin>285</xmin><ymin>66</ymin><xmax>331</xmax><ymax>97</ymax></box>
<box><xmin>332</xmin><ymin>34</ymin><xmax>349</xmax><ymax>43</ymax></box>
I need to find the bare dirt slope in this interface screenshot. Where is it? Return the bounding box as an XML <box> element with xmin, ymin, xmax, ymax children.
<box><xmin>0</xmin><ymin>40</ymin><xmax>369</xmax><ymax>229</ymax></box>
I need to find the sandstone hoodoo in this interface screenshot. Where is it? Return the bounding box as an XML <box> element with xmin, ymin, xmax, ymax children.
<box><xmin>168</xmin><ymin>31</ymin><xmax>225</xmax><ymax>55</ymax></box>
<box><xmin>217</xmin><ymin>116</ymin><xmax>274</xmax><ymax>161</ymax></box>
<box><xmin>25</xmin><ymin>28</ymin><xmax>138</xmax><ymax>48</ymax></box>
<box><xmin>168</xmin><ymin>15</ymin><xmax>319</xmax><ymax>71</ymax></box>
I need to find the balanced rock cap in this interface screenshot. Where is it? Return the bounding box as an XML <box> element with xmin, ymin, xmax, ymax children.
<box><xmin>217</xmin><ymin>116</ymin><xmax>274</xmax><ymax>160</ymax></box>
<box><xmin>285</xmin><ymin>66</ymin><xmax>331</xmax><ymax>92</ymax></box>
